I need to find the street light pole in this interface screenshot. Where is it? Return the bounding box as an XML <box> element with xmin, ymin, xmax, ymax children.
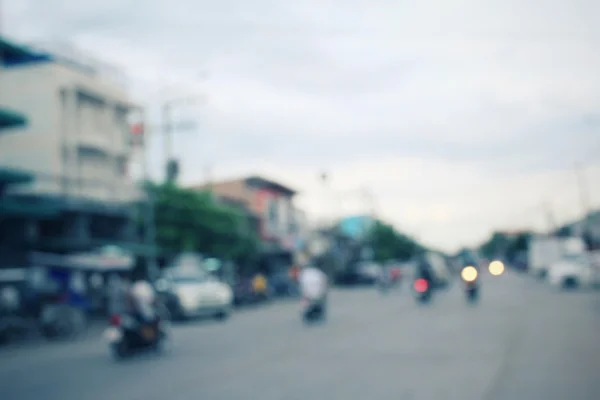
<box><xmin>575</xmin><ymin>165</ymin><xmax>591</xmax><ymax>224</ymax></box>
<box><xmin>130</xmin><ymin>109</ymin><xmax>159</xmax><ymax>281</ymax></box>
<box><xmin>161</xmin><ymin>95</ymin><xmax>206</xmax><ymax>183</ymax></box>
<box><xmin>162</xmin><ymin>102</ymin><xmax>174</xmax><ymax>183</ymax></box>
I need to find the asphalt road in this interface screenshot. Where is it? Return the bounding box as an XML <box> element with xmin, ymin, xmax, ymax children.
<box><xmin>1</xmin><ymin>270</ymin><xmax>600</xmax><ymax>400</ymax></box>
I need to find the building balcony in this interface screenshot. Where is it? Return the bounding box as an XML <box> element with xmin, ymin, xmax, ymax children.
<box><xmin>4</xmin><ymin>172</ymin><xmax>144</xmax><ymax>207</ymax></box>
<box><xmin>76</xmin><ymin>134</ymin><xmax>112</xmax><ymax>154</ymax></box>
<box><xmin>0</xmin><ymin>107</ymin><xmax>27</xmax><ymax>130</ymax></box>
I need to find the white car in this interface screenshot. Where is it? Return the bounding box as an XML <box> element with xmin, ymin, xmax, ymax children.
<box><xmin>548</xmin><ymin>253</ymin><xmax>598</xmax><ymax>289</ymax></box>
<box><xmin>158</xmin><ymin>270</ymin><xmax>233</xmax><ymax>320</ymax></box>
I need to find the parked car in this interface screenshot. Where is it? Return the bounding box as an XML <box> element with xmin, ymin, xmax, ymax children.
<box><xmin>156</xmin><ymin>269</ymin><xmax>233</xmax><ymax>321</ymax></box>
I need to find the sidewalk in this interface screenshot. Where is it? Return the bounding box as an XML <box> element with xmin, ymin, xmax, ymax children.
<box><xmin>0</xmin><ymin>318</ymin><xmax>107</xmax><ymax>351</ymax></box>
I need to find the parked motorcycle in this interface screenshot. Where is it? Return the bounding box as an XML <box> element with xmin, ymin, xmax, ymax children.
<box><xmin>413</xmin><ymin>278</ymin><xmax>432</xmax><ymax>304</ymax></box>
<box><xmin>40</xmin><ymin>304</ymin><xmax>86</xmax><ymax>339</ymax></box>
<box><xmin>460</xmin><ymin>266</ymin><xmax>479</xmax><ymax>303</ymax></box>
<box><xmin>0</xmin><ymin>285</ymin><xmax>28</xmax><ymax>344</ymax></box>
<box><xmin>378</xmin><ymin>272</ymin><xmax>393</xmax><ymax>294</ymax></box>
<box><xmin>104</xmin><ymin>312</ymin><xmax>168</xmax><ymax>360</ymax></box>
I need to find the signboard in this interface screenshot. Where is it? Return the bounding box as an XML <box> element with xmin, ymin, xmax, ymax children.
<box><xmin>339</xmin><ymin>215</ymin><xmax>375</xmax><ymax>240</ymax></box>
<box><xmin>203</xmin><ymin>258</ymin><xmax>221</xmax><ymax>272</ymax></box>
<box><xmin>130</xmin><ymin>123</ymin><xmax>145</xmax><ymax>147</ymax></box>
<box><xmin>67</xmin><ymin>245</ymin><xmax>134</xmax><ymax>269</ymax></box>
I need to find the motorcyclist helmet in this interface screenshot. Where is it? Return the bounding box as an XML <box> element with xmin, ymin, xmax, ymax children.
<box><xmin>130</xmin><ymin>280</ymin><xmax>155</xmax><ymax>304</ymax></box>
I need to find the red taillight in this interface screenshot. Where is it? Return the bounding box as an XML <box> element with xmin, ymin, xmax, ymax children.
<box><xmin>414</xmin><ymin>278</ymin><xmax>429</xmax><ymax>293</ymax></box>
<box><xmin>109</xmin><ymin>314</ymin><xmax>122</xmax><ymax>326</ymax></box>
<box><xmin>53</xmin><ymin>293</ymin><xmax>68</xmax><ymax>303</ymax></box>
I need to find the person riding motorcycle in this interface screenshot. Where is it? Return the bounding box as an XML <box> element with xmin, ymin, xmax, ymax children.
<box><xmin>298</xmin><ymin>261</ymin><xmax>329</xmax><ymax>315</ymax></box>
<box><xmin>127</xmin><ymin>280</ymin><xmax>159</xmax><ymax>324</ymax></box>
<box><xmin>415</xmin><ymin>253</ymin><xmax>435</xmax><ymax>286</ymax></box>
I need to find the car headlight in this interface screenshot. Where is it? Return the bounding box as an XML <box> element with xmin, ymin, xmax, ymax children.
<box><xmin>178</xmin><ymin>293</ymin><xmax>197</xmax><ymax>308</ymax></box>
<box><xmin>219</xmin><ymin>288</ymin><xmax>233</xmax><ymax>302</ymax></box>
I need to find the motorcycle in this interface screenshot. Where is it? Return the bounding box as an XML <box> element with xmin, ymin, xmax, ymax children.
<box><xmin>460</xmin><ymin>266</ymin><xmax>479</xmax><ymax>303</ymax></box>
<box><xmin>302</xmin><ymin>297</ymin><xmax>326</xmax><ymax>324</ymax></box>
<box><xmin>378</xmin><ymin>273</ymin><xmax>392</xmax><ymax>294</ymax></box>
<box><xmin>104</xmin><ymin>312</ymin><xmax>168</xmax><ymax>360</ymax></box>
<box><xmin>0</xmin><ymin>285</ymin><xmax>28</xmax><ymax>344</ymax></box>
<box><xmin>413</xmin><ymin>278</ymin><xmax>432</xmax><ymax>303</ymax></box>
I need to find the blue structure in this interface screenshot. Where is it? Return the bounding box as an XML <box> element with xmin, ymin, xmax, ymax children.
<box><xmin>338</xmin><ymin>215</ymin><xmax>375</xmax><ymax>240</ymax></box>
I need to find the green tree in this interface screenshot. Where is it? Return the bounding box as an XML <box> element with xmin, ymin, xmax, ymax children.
<box><xmin>368</xmin><ymin>220</ymin><xmax>424</xmax><ymax>262</ymax></box>
<box><xmin>479</xmin><ymin>232</ymin><xmax>511</xmax><ymax>259</ymax></box>
<box><xmin>146</xmin><ymin>182</ymin><xmax>259</xmax><ymax>263</ymax></box>
<box><xmin>479</xmin><ymin>231</ymin><xmax>533</xmax><ymax>261</ymax></box>
<box><xmin>505</xmin><ymin>232</ymin><xmax>532</xmax><ymax>261</ymax></box>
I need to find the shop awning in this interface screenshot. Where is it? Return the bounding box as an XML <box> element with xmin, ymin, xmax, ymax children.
<box><xmin>0</xmin><ymin>167</ymin><xmax>34</xmax><ymax>185</ymax></box>
<box><xmin>36</xmin><ymin>238</ymin><xmax>160</xmax><ymax>257</ymax></box>
<box><xmin>0</xmin><ymin>197</ymin><xmax>61</xmax><ymax>218</ymax></box>
<box><xmin>0</xmin><ymin>108</ymin><xmax>27</xmax><ymax>129</ymax></box>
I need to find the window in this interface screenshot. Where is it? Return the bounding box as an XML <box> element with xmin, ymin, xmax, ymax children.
<box><xmin>116</xmin><ymin>157</ymin><xmax>128</xmax><ymax>177</ymax></box>
<box><xmin>563</xmin><ymin>254</ymin><xmax>587</xmax><ymax>265</ymax></box>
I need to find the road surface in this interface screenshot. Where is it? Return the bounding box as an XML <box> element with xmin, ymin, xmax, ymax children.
<box><xmin>1</xmin><ymin>270</ymin><xmax>600</xmax><ymax>400</ymax></box>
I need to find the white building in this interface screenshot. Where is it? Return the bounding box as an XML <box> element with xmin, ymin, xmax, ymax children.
<box><xmin>0</xmin><ymin>41</ymin><xmax>141</xmax><ymax>203</ymax></box>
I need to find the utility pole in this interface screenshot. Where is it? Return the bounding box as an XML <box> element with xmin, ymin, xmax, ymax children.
<box><xmin>319</xmin><ymin>171</ymin><xmax>331</xmax><ymax>228</ymax></box>
<box><xmin>132</xmin><ymin>111</ymin><xmax>158</xmax><ymax>281</ymax></box>
<box><xmin>575</xmin><ymin>165</ymin><xmax>591</xmax><ymax>221</ymax></box>
<box><xmin>543</xmin><ymin>201</ymin><xmax>557</xmax><ymax>235</ymax></box>
<box><xmin>158</xmin><ymin>74</ymin><xmax>207</xmax><ymax>183</ymax></box>
<box><xmin>575</xmin><ymin>164</ymin><xmax>593</xmax><ymax>252</ymax></box>
<box><xmin>204</xmin><ymin>164</ymin><xmax>213</xmax><ymax>188</ymax></box>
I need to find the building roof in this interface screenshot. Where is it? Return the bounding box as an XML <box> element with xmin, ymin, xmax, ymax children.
<box><xmin>190</xmin><ymin>175</ymin><xmax>297</xmax><ymax>197</ymax></box>
<box><xmin>0</xmin><ymin>36</ymin><xmax>50</xmax><ymax>66</ymax></box>
<box><xmin>0</xmin><ymin>167</ymin><xmax>34</xmax><ymax>184</ymax></box>
<box><xmin>0</xmin><ymin>197</ymin><xmax>61</xmax><ymax>218</ymax></box>
<box><xmin>244</xmin><ymin>175</ymin><xmax>297</xmax><ymax>196</ymax></box>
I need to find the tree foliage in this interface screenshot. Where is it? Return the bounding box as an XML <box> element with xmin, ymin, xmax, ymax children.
<box><xmin>146</xmin><ymin>182</ymin><xmax>260</xmax><ymax>263</ymax></box>
<box><xmin>478</xmin><ymin>231</ymin><xmax>533</xmax><ymax>261</ymax></box>
<box><xmin>368</xmin><ymin>220</ymin><xmax>425</xmax><ymax>262</ymax></box>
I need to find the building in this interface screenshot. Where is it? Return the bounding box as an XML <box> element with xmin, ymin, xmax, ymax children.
<box><xmin>0</xmin><ymin>39</ymin><xmax>139</xmax><ymax>203</ymax></box>
<box><xmin>191</xmin><ymin>175</ymin><xmax>304</xmax><ymax>273</ymax></box>
<box><xmin>1</xmin><ymin>37</ymin><xmax>62</xmax><ymax>269</ymax></box>
<box><xmin>0</xmin><ymin>36</ymin><xmax>147</xmax><ymax>270</ymax></box>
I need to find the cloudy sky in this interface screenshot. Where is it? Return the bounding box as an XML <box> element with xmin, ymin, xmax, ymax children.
<box><xmin>4</xmin><ymin>0</ymin><xmax>600</xmax><ymax>251</ymax></box>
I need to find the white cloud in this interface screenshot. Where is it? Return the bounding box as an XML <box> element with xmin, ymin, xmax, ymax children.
<box><xmin>4</xmin><ymin>0</ymin><xmax>600</xmax><ymax>251</ymax></box>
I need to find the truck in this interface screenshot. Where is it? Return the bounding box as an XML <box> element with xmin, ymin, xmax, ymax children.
<box><xmin>528</xmin><ymin>236</ymin><xmax>586</xmax><ymax>279</ymax></box>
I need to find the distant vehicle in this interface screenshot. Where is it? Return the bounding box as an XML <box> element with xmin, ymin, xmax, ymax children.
<box><xmin>156</xmin><ymin>269</ymin><xmax>233</xmax><ymax>321</ymax></box>
<box><xmin>460</xmin><ymin>266</ymin><xmax>480</xmax><ymax>303</ymax></box>
<box><xmin>268</xmin><ymin>272</ymin><xmax>298</xmax><ymax>298</ymax></box>
<box><xmin>302</xmin><ymin>297</ymin><xmax>326</xmax><ymax>324</ymax></box>
<box><xmin>529</xmin><ymin>236</ymin><xmax>586</xmax><ymax>279</ymax></box>
<box><xmin>423</xmin><ymin>252</ymin><xmax>451</xmax><ymax>288</ymax></box>
<box><xmin>105</xmin><ymin>312</ymin><xmax>168</xmax><ymax>360</ymax></box>
<box><xmin>384</xmin><ymin>260</ymin><xmax>403</xmax><ymax>284</ymax></box>
<box><xmin>412</xmin><ymin>277</ymin><xmax>432</xmax><ymax>304</ymax></box>
<box><xmin>548</xmin><ymin>253</ymin><xmax>599</xmax><ymax>290</ymax></box>
<box><xmin>355</xmin><ymin>262</ymin><xmax>383</xmax><ymax>285</ymax></box>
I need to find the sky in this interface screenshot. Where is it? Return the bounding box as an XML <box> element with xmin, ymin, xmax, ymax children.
<box><xmin>3</xmin><ymin>0</ymin><xmax>600</xmax><ymax>251</ymax></box>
